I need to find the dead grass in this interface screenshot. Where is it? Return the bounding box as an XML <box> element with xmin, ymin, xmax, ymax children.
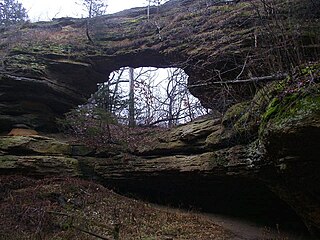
<box><xmin>0</xmin><ymin>175</ymin><xmax>233</xmax><ymax>240</ymax></box>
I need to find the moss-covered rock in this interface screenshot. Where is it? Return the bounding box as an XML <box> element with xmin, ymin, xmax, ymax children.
<box><xmin>136</xmin><ymin>117</ymin><xmax>220</xmax><ymax>155</ymax></box>
<box><xmin>0</xmin><ymin>155</ymin><xmax>79</xmax><ymax>176</ymax></box>
<box><xmin>255</xmin><ymin>65</ymin><xmax>320</xmax><ymax>237</ymax></box>
<box><xmin>261</xmin><ymin>93</ymin><xmax>320</xmax><ymax>133</ymax></box>
<box><xmin>0</xmin><ymin>0</ymin><xmax>319</xmax><ymax>132</ymax></box>
<box><xmin>259</xmin><ymin>82</ymin><xmax>320</xmax><ymax>161</ymax></box>
<box><xmin>0</xmin><ymin>135</ymin><xmax>72</xmax><ymax>155</ymax></box>
<box><xmin>222</xmin><ymin>101</ymin><xmax>250</xmax><ymax>128</ymax></box>
<box><xmin>260</xmin><ymin>62</ymin><xmax>320</xmax><ymax>136</ymax></box>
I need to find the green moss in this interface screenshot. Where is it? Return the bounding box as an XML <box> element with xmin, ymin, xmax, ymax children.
<box><xmin>5</xmin><ymin>54</ymin><xmax>46</xmax><ymax>75</ymax></box>
<box><xmin>0</xmin><ymin>155</ymin><xmax>79</xmax><ymax>173</ymax></box>
<box><xmin>0</xmin><ymin>136</ymin><xmax>72</xmax><ymax>155</ymax></box>
<box><xmin>300</xmin><ymin>62</ymin><xmax>320</xmax><ymax>76</ymax></box>
<box><xmin>222</xmin><ymin>101</ymin><xmax>250</xmax><ymax>127</ymax></box>
<box><xmin>273</xmin><ymin>94</ymin><xmax>320</xmax><ymax>126</ymax></box>
<box><xmin>233</xmin><ymin>112</ymin><xmax>251</xmax><ymax>132</ymax></box>
<box><xmin>259</xmin><ymin>85</ymin><xmax>320</xmax><ymax>135</ymax></box>
<box><xmin>126</xmin><ymin>16</ymin><xmax>146</xmax><ymax>24</ymax></box>
<box><xmin>216</xmin><ymin>4</ymin><xmax>235</xmax><ymax>12</ymax></box>
<box><xmin>29</xmin><ymin>140</ymin><xmax>72</xmax><ymax>155</ymax></box>
<box><xmin>0</xmin><ymin>155</ymin><xmax>17</xmax><ymax>168</ymax></box>
<box><xmin>261</xmin><ymin>97</ymin><xmax>281</xmax><ymax>122</ymax></box>
<box><xmin>252</xmin><ymin>80</ymin><xmax>287</xmax><ymax>109</ymax></box>
<box><xmin>0</xmin><ymin>136</ymin><xmax>30</xmax><ymax>150</ymax></box>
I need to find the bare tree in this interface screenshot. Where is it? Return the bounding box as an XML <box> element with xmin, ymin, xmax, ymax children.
<box><xmin>133</xmin><ymin>67</ymin><xmax>208</xmax><ymax>127</ymax></box>
<box><xmin>128</xmin><ymin>67</ymin><xmax>135</xmax><ymax>127</ymax></box>
<box><xmin>78</xmin><ymin>0</ymin><xmax>108</xmax><ymax>43</ymax></box>
<box><xmin>146</xmin><ymin>0</ymin><xmax>164</xmax><ymax>20</ymax></box>
<box><xmin>89</xmin><ymin>67</ymin><xmax>207</xmax><ymax>128</ymax></box>
<box><xmin>91</xmin><ymin>68</ymin><xmax>127</xmax><ymax>114</ymax></box>
<box><xmin>145</xmin><ymin>0</ymin><xmax>169</xmax><ymax>40</ymax></box>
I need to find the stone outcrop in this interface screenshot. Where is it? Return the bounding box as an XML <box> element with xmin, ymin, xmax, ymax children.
<box><xmin>258</xmin><ymin>82</ymin><xmax>320</xmax><ymax>235</ymax></box>
<box><xmin>0</xmin><ymin>135</ymin><xmax>78</xmax><ymax>176</ymax></box>
<box><xmin>0</xmin><ymin>74</ymin><xmax>319</xmax><ymax>235</ymax></box>
<box><xmin>0</xmin><ymin>0</ymin><xmax>319</xmax><ymax>132</ymax></box>
<box><xmin>0</xmin><ymin>0</ymin><xmax>320</xmax><ymax>237</ymax></box>
<box><xmin>3</xmin><ymin>63</ymin><xmax>320</xmax><ymax>233</ymax></box>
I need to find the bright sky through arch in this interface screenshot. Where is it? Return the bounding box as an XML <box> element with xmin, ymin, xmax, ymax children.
<box><xmin>21</xmin><ymin>0</ymin><xmax>148</xmax><ymax>22</ymax></box>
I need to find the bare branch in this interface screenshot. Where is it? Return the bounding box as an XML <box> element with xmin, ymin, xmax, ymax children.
<box><xmin>72</xmin><ymin>226</ymin><xmax>113</xmax><ymax>240</ymax></box>
<box><xmin>188</xmin><ymin>74</ymin><xmax>287</xmax><ymax>88</ymax></box>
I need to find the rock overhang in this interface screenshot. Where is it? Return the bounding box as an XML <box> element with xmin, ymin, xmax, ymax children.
<box><xmin>0</xmin><ymin>0</ymin><xmax>319</xmax><ymax>132</ymax></box>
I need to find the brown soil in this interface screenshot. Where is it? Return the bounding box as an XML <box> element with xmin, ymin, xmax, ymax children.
<box><xmin>0</xmin><ymin>175</ymin><xmax>234</xmax><ymax>240</ymax></box>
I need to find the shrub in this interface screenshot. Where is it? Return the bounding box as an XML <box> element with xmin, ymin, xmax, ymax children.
<box><xmin>57</xmin><ymin>107</ymin><xmax>165</xmax><ymax>151</ymax></box>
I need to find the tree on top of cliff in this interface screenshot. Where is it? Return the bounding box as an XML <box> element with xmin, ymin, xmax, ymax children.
<box><xmin>0</xmin><ymin>0</ymin><xmax>28</xmax><ymax>26</ymax></box>
<box><xmin>77</xmin><ymin>0</ymin><xmax>108</xmax><ymax>43</ymax></box>
<box><xmin>146</xmin><ymin>0</ymin><xmax>168</xmax><ymax>20</ymax></box>
<box><xmin>79</xmin><ymin>0</ymin><xmax>108</xmax><ymax>18</ymax></box>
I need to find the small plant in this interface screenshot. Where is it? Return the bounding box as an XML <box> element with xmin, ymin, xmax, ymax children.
<box><xmin>57</xmin><ymin>106</ymin><xmax>166</xmax><ymax>151</ymax></box>
<box><xmin>57</xmin><ymin>107</ymin><xmax>117</xmax><ymax>146</ymax></box>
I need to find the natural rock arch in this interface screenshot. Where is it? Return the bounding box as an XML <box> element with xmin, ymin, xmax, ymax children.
<box><xmin>0</xmin><ymin>0</ymin><xmax>320</xmax><ymax>237</ymax></box>
<box><xmin>1</xmin><ymin>0</ymin><xmax>318</xmax><ymax>132</ymax></box>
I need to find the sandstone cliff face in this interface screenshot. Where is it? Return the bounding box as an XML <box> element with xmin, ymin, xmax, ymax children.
<box><xmin>0</xmin><ymin>0</ymin><xmax>320</xmax><ymax>237</ymax></box>
<box><xmin>0</xmin><ymin>69</ymin><xmax>319</xmax><ymax>235</ymax></box>
<box><xmin>0</xmin><ymin>0</ymin><xmax>319</xmax><ymax>131</ymax></box>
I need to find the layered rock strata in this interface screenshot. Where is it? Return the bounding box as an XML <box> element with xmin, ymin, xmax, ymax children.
<box><xmin>0</xmin><ymin>0</ymin><xmax>319</xmax><ymax>131</ymax></box>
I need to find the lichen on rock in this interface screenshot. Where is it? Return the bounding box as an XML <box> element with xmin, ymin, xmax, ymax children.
<box><xmin>0</xmin><ymin>0</ymin><xmax>319</xmax><ymax>237</ymax></box>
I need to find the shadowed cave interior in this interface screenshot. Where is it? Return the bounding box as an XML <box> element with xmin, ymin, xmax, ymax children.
<box><xmin>100</xmin><ymin>175</ymin><xmax>312</xmax><ymax>237</ymax></box>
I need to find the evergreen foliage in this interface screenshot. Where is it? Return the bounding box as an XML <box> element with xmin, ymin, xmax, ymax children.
<box><xmin>0</xmin><ymin>0</ymin><xmax>28</xmax><ymax>26</ymax></box>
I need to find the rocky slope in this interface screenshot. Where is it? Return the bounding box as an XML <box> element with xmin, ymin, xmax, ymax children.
<box><xmin>1</xmin><ymin>66</ymin><xmax>319</xmax><ymax>236</ymax></box>
<box><xmin>0</xmin><ymin>0</ymin><xmax>319</xmax><ymax>131</ymax></box>
<box><xmin>0</xmin><ymin>0</ymin><xmax>320</xmax><ymax>238</ymax></box>
<box><xmin>1</xmin><ymin>176</ymin><xmax>236</xmax><ymax>240</ymax></box>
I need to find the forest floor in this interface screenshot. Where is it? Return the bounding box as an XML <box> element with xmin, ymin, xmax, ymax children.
<box><xmin>203</xmin><ymin>213</ymin><xmax>311</xmax><ymax>240</ymax></box>
<box><xmin>152</xmin><ymin>205</ymin><xmax>313</xmax><ymax>240</ymax></box>
<box><xmin>0</xmin><ymin>175</ymin><xmax>313</xmax><ymax>240</ymax></box>
<box><xmin>0</xmin><ymin>175</ymin><xmax>235</xmax><ymax>240</ymax></box>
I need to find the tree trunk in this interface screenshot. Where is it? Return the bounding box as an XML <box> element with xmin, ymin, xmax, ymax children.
<box><xmin>128</xmin><ymin>67</ymin><xmax>135</xmax><ymax>127</ymax></box>
<box><xmin>86</xmin><ymin>0</ymin><xmax>94</xmax><ymax>44</ymax></box>
<box><xmin>168</xmin><ymin>96</ymin><xmax>174</xmax><ymax>127</ymax></box>
<box><xmin>147</xmin><ymin>0</ymin><xmax>150</xmax><ymax>20</ymax></box>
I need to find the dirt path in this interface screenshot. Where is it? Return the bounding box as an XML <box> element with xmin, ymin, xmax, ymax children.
<box><xmin>203</xmin><ymin>212</ymin><xmax>312</xmax><ymax>240</ymax></box>
<box><xmin>151</xmin><ymin>204</ymin><xmax>313</xmax><ymax>240</ymax></box>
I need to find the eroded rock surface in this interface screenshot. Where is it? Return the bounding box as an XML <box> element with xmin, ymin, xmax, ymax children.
<box><xmin>0</xmin><ymin>0</ymin><xmax>319</xmax><ymax>131</ymax></box>
<box><xmin>2</xmin><ymin>73</ymin><xmax>319</xmax><ymax>236</ymax></box>
<box><xmin>0</xmin><ymin>0</ymin><xmax>320</xmax><ymax>237</ymax></box>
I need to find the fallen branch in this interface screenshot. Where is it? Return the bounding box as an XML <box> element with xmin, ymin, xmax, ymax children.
<box><xmin>188</xmin><ymin>74</ymin><xmax>288</xmax><ymax>88</ymax></box>
<box><xmin>72</xmin><ymin>226</ymin><xmax>113</xmax><ymax>240</ymax></box>
<box><xmin>147</xmin><ymin>115</ymin><xmax>188</xmax><ymax>126</ymax></box>
<box><xmin>46</xmin><ymin>211</ymin><xmax>71</xmax><ymax>217</ymax></box>
<box><xmin>47</xmin><ymin>211</ymin><xmax>112</xmax><ymax>240</ymax></box>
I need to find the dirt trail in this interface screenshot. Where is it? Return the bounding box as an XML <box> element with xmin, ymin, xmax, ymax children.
<box><xmin>151</xmin><ymin>204</ymin><xmax>313</xmax><ymax>240</ymax></box>
<box><xmin>203</xmin><ymin>212</ymin><xmax>312</xmax><ymax>240</ymax></box>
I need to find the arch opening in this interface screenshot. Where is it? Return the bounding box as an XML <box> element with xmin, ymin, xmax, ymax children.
<box><xmin>88</xmin><ymin>66</ymin><xmax>209</xmax><ymax>128</ymax></box>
